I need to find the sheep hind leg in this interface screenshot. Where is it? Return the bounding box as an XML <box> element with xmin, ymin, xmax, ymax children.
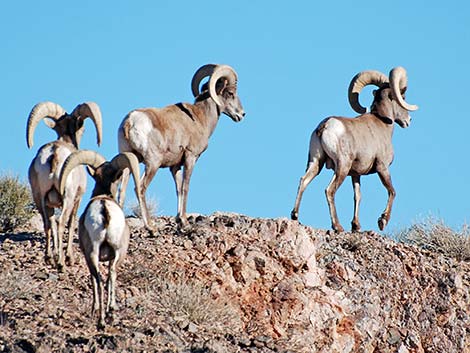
<box><xmin>42</xmin><ymin>206</ymin><xmax>55</xmax><ymax>265</ymax></box>
<box><xmin>139</xmin><ymin>163</ymin><xmax>159</xmax><ymax>226</ymax></box>
<box><xmin>117</xmin><ymin>168</ymin><xmax>130</xmax><ymax>209</ymax></box>
<box><xmin>351</xmin><ymin>175</ymin><xmax>361</xmax><ymax>232</ymax></box>
<box><xmin>377</xmin><ymin>168</ymin><xmax>396</xmax><ymax>231</ymax></box>
<box><xmin>86</xmin><ymin>248</ymin><xmax>105</xmax><ymax>329</ymax></box>
<box><xmin>325</xmin><ymin>169</ymin><xmax>348</xmax><ymax>233</ymax></box>
<box><xmin>291</xmin><ymin>160</ymin><xmax>323</xmax><ymax>221</ymax></box>
<box><xmin>106</xmin><ymin>253</ymin><xmax>120</xmax><ymax>321</ymax></box>
<box><xmin>65</xmin><ymin>195</ymin><xmax>81</xmax><ymax>266</ymax></box>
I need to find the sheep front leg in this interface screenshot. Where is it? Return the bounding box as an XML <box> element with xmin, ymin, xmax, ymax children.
<box><xmin>291</xmin><ymin>161</ymin><xmax>322</xmax><ymax>221</ymax></box>
<box><xmin>171</xmin><ymin>165</ymin><xmax>184</xmax><ymax>221</ymax></box>
<box><xmin>177</xmin><ymin>155</ymin><xmax>197</xmax><ymax>227</ymax></box>
<box><xmin>377</xmin><ymin>168</ymin><xmax>396</xmax><ymax>231</ymax></box>
<box><xmin>351</xmin><ymin>175</ymin><xmax>361</xmax><ymax>232</ymax></box>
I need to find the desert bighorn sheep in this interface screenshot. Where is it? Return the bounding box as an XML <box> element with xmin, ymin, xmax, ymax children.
<box><xmin>27</xmin><ymin>101</ymin><xmax>102</xmax><ymax>270</ymax></box>
<box><xmin>59</xmin><ymin>150</ymin><xmax>145</xmax><ymax>329</ymax></box>
<box><xmin>118</xmin><ymin>64</ymin><xmax>245</xmax><ymax>226</ymax></box>
<box><xmin>291</xmin><ymin>67</ymin><xmax>418</xmax><ymax>232</ymax></box>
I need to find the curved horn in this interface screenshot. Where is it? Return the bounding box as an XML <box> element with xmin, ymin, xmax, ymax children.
<box><xmin>26</xmin><ymin>102</ymin><xmax>66</xmax><ymax>148</ymax></box>
<box><xmin>59</xmin><ymin>150</ymin><xmax>106</xmax><ymax>195</ymax></box>
<box><xmin>110</xmin><ymin>152</ymin><xmax>147</xmax><ymax>225</ymax></box>
<box><xmin>208</xmin><ymin>65</ymin><xmax>238</xmax><ymax>107</ymax></box>
<box><xmin>348</xmin><ymin>70</ymin><xmax>388</xmax><ymax>114</ymax></box>
<box><xmin>191</xmin><ymin>64</ymin><xmax>218</xmax><ymax>97</ymax></box>
<box><xmin>389</xmin><ymin>67</ymin><xmax>419</xmax><ymax>111</ymax></box>
<box><xmin>71</xmin><ymin>102</ymin><xmax>103</xmax><ymax>146</ymax></box>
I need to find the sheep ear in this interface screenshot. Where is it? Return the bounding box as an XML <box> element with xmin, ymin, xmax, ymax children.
<box><xmin>43</xmin><ymin>118</ymin><xmax>56</xmax><ymax>128</ymax></box>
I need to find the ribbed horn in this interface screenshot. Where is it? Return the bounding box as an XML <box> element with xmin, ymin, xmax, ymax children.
<box><xmin>59</xmin><ymin>150</ymin><xmax>106</xmax><ymax>195</ymax></box>
<box><xmin>191</xmin><ymin>64</ymin><xmax>218</xmax><ymax>97</ymax></box>
<box><xmin>71</xmin><ymin>102</ymin><xmax>103</xmax><ymax>146</ymax></box>
<box><xmin>348</xmin><ymin>70</ymin><xmax>389</xmax><ymax>114</ymax></box>
<box><xmin>208</xmin><ymin>65</ymin><xmax>238</xmax><ymax>107</ymax></box>
<box><xmin>26</xmin><ymin>102</ymin><xmax>66</xmax><ymax>148</ymax></box>
<box><xmin>389</xmin><ymin>67</ymin><xmax>419</xmax><ymax>111</ymax></box>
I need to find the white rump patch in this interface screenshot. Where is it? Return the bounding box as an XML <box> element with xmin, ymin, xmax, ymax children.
<box><xmin>127</xmin><ymin>111</ymin><xmax>153</xmax><ymax>152</ymax></box>
<box><xmin>84</xmin><ymin>199</ymin><xmax>126</xmax><ymax>246</ymax></box>
<box><xmin>321</xmin><ymin>118</ymin><xmax>346</xmax><ymax>159</ymax></box>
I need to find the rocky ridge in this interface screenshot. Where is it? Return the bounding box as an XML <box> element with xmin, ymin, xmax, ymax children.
<box><xmin>0</xmin><ymin>213</ymin><xmax>469</xmax><ymax>352</ymax></box>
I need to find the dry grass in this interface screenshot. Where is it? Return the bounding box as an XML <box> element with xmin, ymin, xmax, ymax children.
<box><xmin>0</xmin><ymin>173</ymin><xmax>35</xmax><ymax>232</ymax></box>
<box><xmin>0</xmin><ymin>271</ymin><xmax>37</xmax><ymax>326</ymax></box>
<box><xmin>147</xmin><ymin>273</ymin><xmax>242</xmax><ymax>337</ymax></box>
<box><xmin>394</xmin><ymin>216</ymin><xmax>470</xmax><ymax>261</ymax></box>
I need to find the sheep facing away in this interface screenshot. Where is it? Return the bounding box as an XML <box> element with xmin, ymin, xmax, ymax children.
<box><xmin>117</xmin><ymin>64</ymin><xmax>245</xmax><ymax>228</ymax></box>
<box><xmin>291</xmin><ymin>67</ymin><xmax>418</xmax><ymax>232</ymax></box>
<box><xmin>27</xmin><ymin>101</ymin><xmax>102</xmax><ymax>270</ymax></box>
<box><xmin>59</xmin><ymin>150</ymin><xmax>145</xmax><ymax>328</ymax></box>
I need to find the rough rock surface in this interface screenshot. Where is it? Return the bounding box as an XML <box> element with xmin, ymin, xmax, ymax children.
<box><xmin>0</xmin><ymin>212</ymin><xmax>469</xmax><ymax>352</ymax></box>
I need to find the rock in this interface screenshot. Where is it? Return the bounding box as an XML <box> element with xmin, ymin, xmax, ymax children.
<box><xmin>1</xmin><ymin>212</ymin><xmax>469</xmax><ymax>352</ymax></box>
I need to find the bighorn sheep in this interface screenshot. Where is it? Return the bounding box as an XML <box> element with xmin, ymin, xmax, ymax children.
<box><xmin>118</xmin><ymin>64</ymin><xmax>245</xmax><ymax>226</ymax></box>
<box><xmin>291</xmin><ymin>67</ymin><xmax>418</xmax><ymax>232</ymax></box>
<box><xmin>59</xmin><ymin>150</ymin><xmax>145</xmax><ymax>328</ymax></box>
<box><xmin>27</xmin><ymin>101</ymin><xmax>102</xmax><ymax>270</ymax></box>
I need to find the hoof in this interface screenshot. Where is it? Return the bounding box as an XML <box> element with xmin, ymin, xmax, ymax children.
<box><xmin>65</xmin><ymin>255</ymin><xmax>74</xmax><ymax>266</ymax></box>
<box><xmin>378</xmin><ymin>217</ymin><xmax>388</xmax><ymax>231</ymax></box>
<box><xmin>290</xmin><ymin>210</ymin><xmax>298</xmax><ymax>221</ymax></box>
<box><xmin>351</xmin><ymin>222</ymin><xmax>361</xmax><ymax>232</ymax></box>
<box><xmin>97</xmin><ymin>320</ymin><xmax>105</xmax><ymax>331</ymax></box>
<box><xmin>333</xmin><ymin>225</ymin><xmax>345</xmax><ymax>233</ymax></box>
<box><xmin>45</xmin><ymin>255</ymin><xmax>54</xmax><ymax>266</ymax></box>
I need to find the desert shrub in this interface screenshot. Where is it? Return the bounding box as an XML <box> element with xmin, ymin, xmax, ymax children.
<box><xmin>0</xmin><ymin>173</ymin><xmax>35</xmax><ymax>232</ymax></box>
<box><xmin>394</xmin><ymin>216</ymin><xmax>470</xmax><ymax>261</ymax></box>
<box><xmin>126</xmin><ymin>196</ymin><xmax>159</xmax><ymax>219</ymax></box>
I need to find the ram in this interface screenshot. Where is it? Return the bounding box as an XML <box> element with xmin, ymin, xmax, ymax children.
<box><xmin>118</xmin><ymin>64</ymin><xmax>245</xmax><ymax>227</ymax></box>
<box><xmin>291</xmin><ymin>67</ymin><xmax>418</xmax><ymax>232</ymax></box>
<box><xmin>59</xmin><ymin>150</ymin><xmax>145</xmax><ymax>328</ymax></box>
<box><xmin>27</xmin><ymin>101</ymin><xmax>102</xmax><ymax>270</ymax></box>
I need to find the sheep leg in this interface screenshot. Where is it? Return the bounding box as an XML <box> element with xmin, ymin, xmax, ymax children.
<box><xmin>42</xmin><ymin>206</ymin><xmax>55</xmax><ymax>265</ymax></box>
<box><xmin>57</xmin><ymin>198</ymin><xmax>75</xmax><ymax>271</ymax></box>
<box><xmin>377</xmin><ymin>168</ymin><xmax>396</xmax><ymax>231</ymax></box>
<box><xmin>351</xmin><ymin>175</ymin><xmax>362</xmax><ymax>232</ymax></box>
<box><xmin>106</xmin><ymin>253</ymin><xmax>119</xmax><ymax>315</ymax></box>
<box><xmin>325</xmin><ymin>170</ymin><xmax>348</xmax><ymax>232</ymax></box>
<box><xmin>65</xmin><ymin>195</ymin><xmax>81</xmax><ymax>266</ymax></box>
<box><xmin>170</xmin><ymin>165</ymin><xmax>184</xmax><ymax>218</ymax></box>
<box><xmin>140</xmin><ymin>163</ymin><xmax>159</xmax><ymax>224</ymax></box>
<box><xmin>291</xmin><ymin>161</ymin><xmax>322</xmax><ymax>221</ymax></box>
<box><xmin>118</xmin><ymin>168</ymin><xmax>130</xmax><ymax>208</ymax></box>
<box><xmin>178</xmin><ymin>155</ymin><xmax>197</xmax><ymax>227</ymax></box>
<box><xmin>86</xmin><ymin>247</ymin><xmax>105</xmax><ymax>329</ymax></box>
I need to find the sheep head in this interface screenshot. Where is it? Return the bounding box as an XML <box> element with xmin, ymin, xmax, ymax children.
<box><xmin>348</xmin><ymin>67</ymin><xmax>418</xmax><ymax>128</ymax></box>
<box><xmin>191</xmin><ymin>64</ymin><xmax>245</xmax><ymax>122</ymax></box>
<box><xmin>60</xmin><ymin>150</ymin><xmax>141</xmax><ymax>199</ymax></box>
<box><xmin>26</xmin><ymin>101</ymin><xmax>103</xmax><ymax>149</ymax></box>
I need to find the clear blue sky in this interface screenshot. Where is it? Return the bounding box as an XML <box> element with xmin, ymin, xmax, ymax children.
<box><xmin>1</xmin><ymin>1</ymin><xmax>469</xmax><ymax>233</ymax></box>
